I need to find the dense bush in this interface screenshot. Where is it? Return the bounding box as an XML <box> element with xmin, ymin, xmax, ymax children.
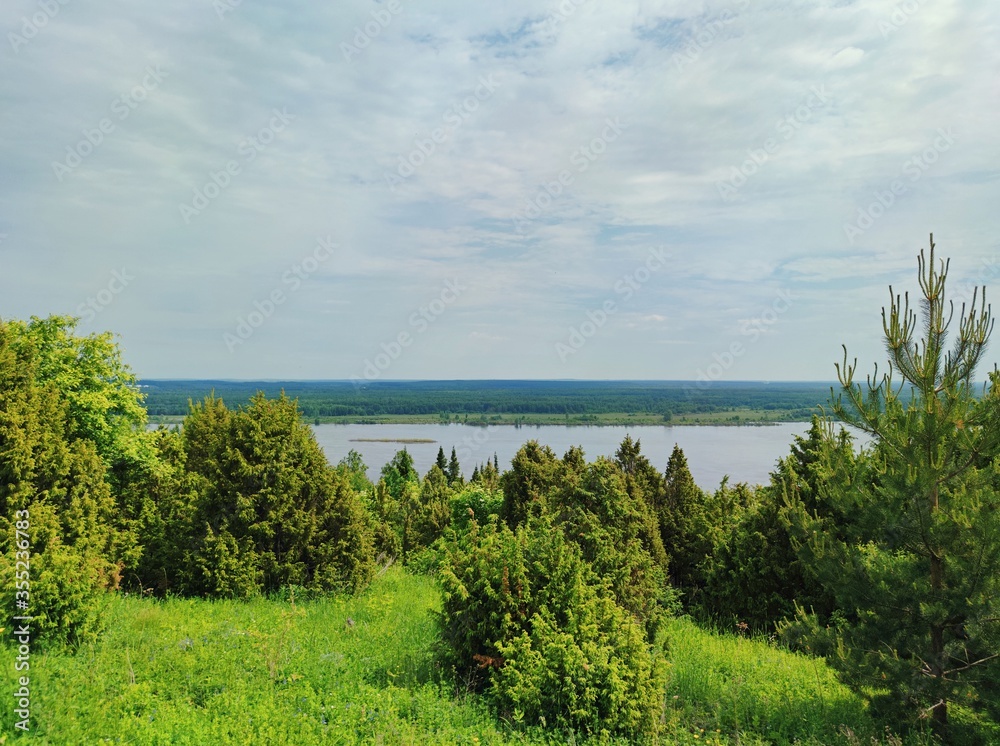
<box><xmin>141</xmin><ymin>393</ymin><xmax>376</xmax><ymax>598</ymax></box>
<box><xmin>699</xmin><ymin>418</ymin><xmax>842</xmax><ymax>631</ymax></box>
<box><xmin>438</xmin><ymin>516</ymin><xmax>667</xmax><ymax>739</ymax></box>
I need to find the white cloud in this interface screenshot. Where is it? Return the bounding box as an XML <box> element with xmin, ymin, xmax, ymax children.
<box><xmin>1</xmin><ymin>0</ymin><xmax>998</xmax><ymax>379</ymax></box>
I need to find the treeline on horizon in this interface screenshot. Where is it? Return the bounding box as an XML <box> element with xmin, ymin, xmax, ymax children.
<box><xmin>141</xmin><ymin>379</ymin><xmax>834</xmax><ymax>419</ymax></box>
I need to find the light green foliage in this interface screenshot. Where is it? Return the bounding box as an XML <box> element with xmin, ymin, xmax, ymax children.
<box><xmin>450</xmin><ymin>483</ymin><xmax>504</xmax><ymax>531</ymax></box>
<box><xmin>5</xmin><ymin>315</ymin><xmax>154</xmax><ymax>477</ymax></box>
<box><xmin>416</xmin><ymin>464</ymin><xmax>452</xmax><ymax>550</ymax></box>
<box><xmin>783</xmin><ymin>237</ymin><xmax>1000</xmax><ymax>739</ymax></box>
<box><xmin>551</xmin><ymin>456</ymin><xmax>674</xmax><ymax>639</ymax></box>
<box><xmin>130</xmin><ymin>427</ymin><xmax>207</xmax><ymax>593</ymax></box>
<box><xmin>0</xmin><ymin>319</ymin><xmax>125</xmax><ymax>645</ymax></box>
<box><xmin>500</xmin><ymin>441</ymin><xmax>562</xmax><ymax>527</ymax></box>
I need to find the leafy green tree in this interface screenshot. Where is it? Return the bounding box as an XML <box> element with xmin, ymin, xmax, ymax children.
<box><xmin>784</xmin><ymin>237</ymin><xmax>1000</xmax><ymax>737</ymax></box>
<box><xmin>128</xmin><ymin>427</ymin><xmax>204</xmax><ymax>594</ymax></box>
<box><xmin>5</xmin><ymin>316</ymin><xmax>154</xmax><ymax>482</ymax></box>
<box><xmin>336</xmin><ymin>449</ymin><xmax>371</xmax><ymax>495</ymax></box>
<box><xmin>449</xmin><ymin>484</ymin><xmax>503</xmax><ymax>531</ymax></box>
<box><xmin>0</xmin><ymin>320</ymin><xmax>125</xmax><ymax>644</ymax></box>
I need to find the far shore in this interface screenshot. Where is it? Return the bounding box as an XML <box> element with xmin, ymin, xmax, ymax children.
<box><xmin>148</xmin><ymin>410</ymin><xmax>816</xmax><ymax>428</ymax></box>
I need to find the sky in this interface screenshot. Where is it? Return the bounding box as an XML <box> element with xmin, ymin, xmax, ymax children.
<box><xmin>1</xmin><ymin>0</ymin><xmax>998</xmax><ymax>382</ymax></box>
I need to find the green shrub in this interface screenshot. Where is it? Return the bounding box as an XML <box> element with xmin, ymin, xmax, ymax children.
<box><xmin>438</xmin><ymin>517</ymin><xmax>666</xmax><ymax>740</ymax></box>
<box><xmin>449</xmin><ymin>484</ymin><xmax>503</xmax><ymax>530</ymax></box>
<box><xmin>173</xmin><ymin>393</ymin><xmax>375</xmax><ymax>598</ymax></box>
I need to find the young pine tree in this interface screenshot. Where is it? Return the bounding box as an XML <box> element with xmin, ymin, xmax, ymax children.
<box><xmin>785</xmin><ymin>236</ymin><xmax>1000</xmax><ymax>737</ymax></box>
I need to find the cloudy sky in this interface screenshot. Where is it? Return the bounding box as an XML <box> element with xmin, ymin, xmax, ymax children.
<box><xmin>2</xmin><ymin>0</ymin><xmax>998</xmax><ymax>381</ymax></box>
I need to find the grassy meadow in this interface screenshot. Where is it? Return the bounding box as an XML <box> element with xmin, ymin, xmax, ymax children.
<box><xmin>1</xmin><ymin>567</ymin><xmax>927</xmax><ymax>745</ymax></box>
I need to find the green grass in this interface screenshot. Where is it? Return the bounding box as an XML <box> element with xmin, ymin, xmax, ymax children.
<box><xmin>1</xmin><ymin>570</ymin><xmax>925</xmax><ymax>745</ymax></box>
<box><xmin>659</xmin><ymin>618</ymin><xmax>930</xmax><ymax>745</ymax></box>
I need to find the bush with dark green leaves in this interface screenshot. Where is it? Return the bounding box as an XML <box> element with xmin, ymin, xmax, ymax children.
<box><xmin>156</xmin><ymin>393</ymin><xmax>375</xmax><ymax>598</ymax></box>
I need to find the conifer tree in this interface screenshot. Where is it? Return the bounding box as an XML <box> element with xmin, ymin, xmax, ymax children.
<box><xmin>786</xmin><ymin>236</ymin><xmax>1000</xmax><ymax>736</ymax></box>
<box><xmin>180</xmin><ymin>393</ymin><xmax>374</xmax><ymax>596</ymax></box>
<box><xmin>447</xmin><ymin>446</ymin><xmax>461</xmax><ymax>485</ymax></box>
<box><xmin>435</xmin><ymin>446</ymin><xmax>448</xmax><ymax>473</ymax></box>
<box><xmin>659</xmin><ymin>444</ymin><xmax>713</xmax><ymax>592</ymax></box>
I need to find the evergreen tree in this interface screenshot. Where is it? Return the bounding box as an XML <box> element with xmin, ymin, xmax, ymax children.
<box><xmin>785</xmin><ymin>236</ymin><xmax>1000</xmax><ymax>737</ymax></box>
<box><xmin>500</xmin><ymin>441</ymin><xmax>561</xmax><ymax>528</ymax></box>
<box><xmin>415</xmin><ymin>464</ymin><xmax>452</xmax><ymax>549</ymax></box>
<box><xmin>435</xmin><ymin>446</ymin><xmax>448</xmax><ymax>473</ymax></box>
<box><xmin>701</xmin><ymin>417</ymin><xmax>847</xmax><ymax>630</ymax></box>
<box><xmin>659</xmin><ymin>444</ymin><xmax>713</xmax><ymax>594</ymax></box>
<box><xmin>180</xmin><ymin>393</ymin><xmax>374</xmax><ymax>596</ymax></box>
<box><xmin>551</xmin><ymin>457</ymin><xmax>672</xmax><ymax>638</ymax></box>
<box><xmin>447</xmin><ymin>446</ymin><xmax>461</xmax><ymax>485</ymax></box>
<box><xmin>612</xmin><ymin>436</ymin><xmax>670</xmax><ymax>578</ymax></box>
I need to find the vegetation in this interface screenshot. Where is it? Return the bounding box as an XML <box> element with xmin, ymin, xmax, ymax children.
<box><xmin>1</xmin><ymin>239</ymin><xmax>998</xmax><ymax>743</ymax></box>
<box><xmin>0</xmin><ymin>567</ymin><xmax>913</xmax><ymax>745</ymax></box>
<box><xmin>780</xmin><ymin>237</ymin><xmax>1000</xmax><ymax>740</ymax></box>
<box><xmin>142</xmin><ymin>379</ymin><xmax>832</xmax><ymax>426</ymax></box>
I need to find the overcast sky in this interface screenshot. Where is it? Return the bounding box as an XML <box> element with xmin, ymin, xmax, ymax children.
<box><xmin>2</xmin><ymin>0</ymin><xmax>998</xmax><ymax>381</ymax></box>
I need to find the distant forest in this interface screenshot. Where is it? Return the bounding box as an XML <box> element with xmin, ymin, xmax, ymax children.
<box><xmin>141</xmin><ymin>380</ymin><xmax>835</xmax><ymax>421</ymax></box>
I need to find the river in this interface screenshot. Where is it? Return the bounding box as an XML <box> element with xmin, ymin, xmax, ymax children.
<box><xmin>309</xmin><ymin>422</ymin><xmax>858</xmax><ymax>490</ymax></box>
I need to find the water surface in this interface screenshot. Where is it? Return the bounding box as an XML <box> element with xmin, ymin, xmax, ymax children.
<box><xmin>310</xmin><ymin>422</ymin><xmax>835</xmax><ymax>490</ymax></box>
